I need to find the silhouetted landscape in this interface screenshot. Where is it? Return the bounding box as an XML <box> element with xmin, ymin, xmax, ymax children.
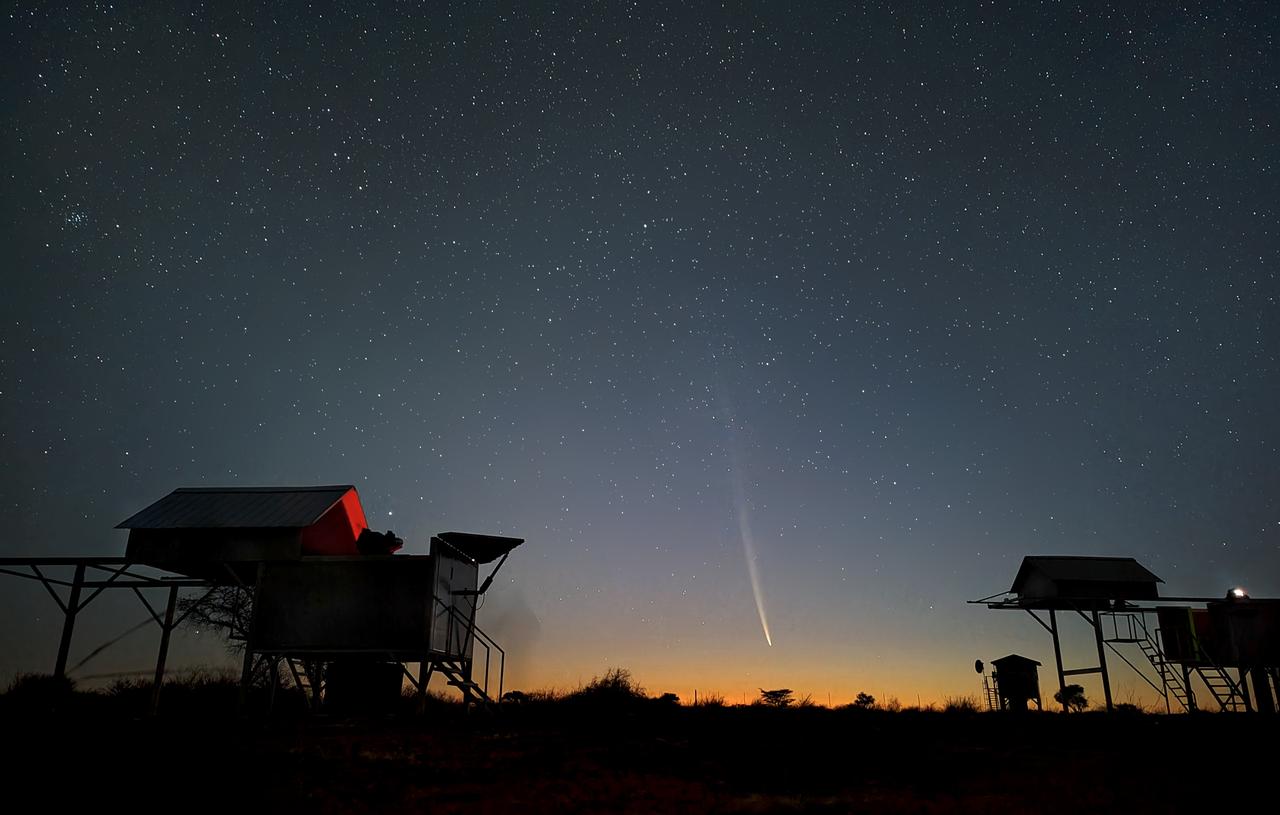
<box><xmin>4</xmin><ymin>669</ymin><xmax>1274</xmax><ymax>813</ymax></box>
<box><xmin>5</xmin><ymin>3</ymin><xmax>1279</xmax><ymax>812</ymax></box>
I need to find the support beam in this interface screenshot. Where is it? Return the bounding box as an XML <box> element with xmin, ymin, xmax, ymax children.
<box><xmin>1024</xmin><ymin>608</ymin><xmax>1053</xmax><ymax>635</ymax></box>
<box><xmin>1250</xmin><ymin>667</ymin><xmax>1275</xmax><ymax>715</ymax></box>
<box><xmin>416</xmin><ymin>658</ymin><xmax>430</xmax><ymax>715</ymax></box>
<box><xmin>1090</xmin><ymin>610</ymin><xmax>1114</xmax><ymax>712</ymax></box>
<box><xmin>308</xmin><ymin>661</ymin><xmax>324</xmax><ymax>708</ymax></box>
<box><xmin>1049</xmin><ymin>609</ymin><xmax>1067</xmax><ymax>711</ymax></box>
<box><xmin>1238</xmin><ymin>667</ymin><xmax>1253</xmax><ymax>713</ymax></box>
<box><xmin>237</xmin><ymin>564</ymin><xmax>265</xmax><ymax>713</ymax></box>
<box><xmin>267</xmin><ymin>657</ymin><xmax>280</xmax><ymax>714</ymax></box>
<box><xmin>53</xmin><ymin>564</ymin><xmax>86</xmax><ymax>680</ymax></box>
<box><xmin>148</xmin><ymin>585</ymin><xmax>179</xmax><ymax>717</ymax></box>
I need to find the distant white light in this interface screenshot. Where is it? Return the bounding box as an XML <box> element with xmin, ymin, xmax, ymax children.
<box><xmin>1230</xmin><ymin>587</ymin><xmax>1249</xmax><ymax>599</ymax></box>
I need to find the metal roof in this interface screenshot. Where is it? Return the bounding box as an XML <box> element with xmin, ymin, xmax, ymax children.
<box><xmin>116</xmin><ymin>486</ymin><xmax>355</xmax><ymax>530</ymax></box>
<box><xmin>1010</xmin><ymin>556</ymin><xmax>1162</xmax><ymax>593</ymax></box>
<box><xmin>992</xmin><ymin>654</ymin><xmax>1042</xmax><ymax>667</ymax></box>
<box><xmin>434</xmin><ymin>532</ymin><xmax>524</xmax><ymax>564</ymax></box>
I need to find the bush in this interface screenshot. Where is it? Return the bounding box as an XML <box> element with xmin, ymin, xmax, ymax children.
<box><xmin>1</xmin><ymin>673</ymin><xmax>86</xmax><ymax>717</ymax></box>
<box><xmin>1054</xmin><ymin>684</ymin><xmax>1088</xmax><ymax>712</ymax></box>
<box><xmin>943</xmin><ymin>695</ymin><xmax>980</xmax><ymax>714</ymax></box>
<box><xmin>759</xmin><ymin>688</ymin><xmax>794</xmax><ymax>708</ymax></box>
<box><xmin>101</xmin><ymin>668</ymin><xmax>247</xmax><ymax>717</ymax></box>
<box><xmin>568</xmin><ymin>667</ymin><xmax>647</xmax><ymax>705</ymax></box>
<box><xmin>4</xmin><ymin>672</ymin><xmax>76</xmax><ymax>702</ymax></box>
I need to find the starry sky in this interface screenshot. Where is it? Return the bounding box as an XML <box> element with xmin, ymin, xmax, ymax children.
<box><xmin>2</xmin><ymin>2</ymin><xmax>1278</xmax><ymax>705</ymax></box>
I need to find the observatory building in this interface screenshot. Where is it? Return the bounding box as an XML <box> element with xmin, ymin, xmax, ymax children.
<box><xmin>117</xmin><ymin>485</ymin><xmax>522</xmax><ymax>709</ymax></box>
<box><xmin>990</xmin><ymin>654</ymin><xmax>1042</xmax><ymax>712</ymax></box>
<box><xmin>975</xmin><ymin>554</ymin><xmax>1279</xmax><ymax>714</ymax></box>
<box><xmin>1</xmin><ymin>484</ymin><xmax>521</xmax><ymax>713</ymax></box>
<box><xmin>1009</xmin><ymin>555</ymin><xmax>1162</xmax><ymax>608</ymax></box>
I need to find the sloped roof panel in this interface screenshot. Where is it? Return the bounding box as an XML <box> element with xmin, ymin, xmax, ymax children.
<box><xmin>116</xmin><ymin>486</ymin><xmax>354</xmax><ymax>530</ymax></box>
<box><xmin>1011</xmin><ymin>555</ymin><xmax>1162</xmax><ymax>593</ymax></box>
<box><xmin>434</xmin><ymin>532</ymin><xmax>523</xmax><ymax>564</ymax></box>
<box><xmin>992</xmin><ymin>654</ymin><xmax>1042</xmax><ymax>667</ymax></box>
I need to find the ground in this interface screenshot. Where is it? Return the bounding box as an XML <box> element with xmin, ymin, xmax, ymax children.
<box><xmin>2</xmin><ymin>684</ymin><xmax>1273</xmax><ymax>814</ymax></box>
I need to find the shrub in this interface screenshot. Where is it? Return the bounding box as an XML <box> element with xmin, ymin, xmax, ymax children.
<box><xmin>1</xmin><ymin>673</ymin><xmax>87</xmax><ymax>717</ymax></box>
<box><xmin>943</xmin><ymin>695</ymin><xmax>980</xmax><ymax>714</ymax></box>
<box><xmin>1054</xmin><ymin>684</ymin><xmax>1088</xmax><ymax>712</ymax></box>
<box><xmin>759</xmin><ymin>688</ymin><xmax>794</xmax><ymax>707</ymax></box>
<box><xmin>4</xmin><ymin>672</ymin><xmax>75</xmax><ymax>702</ymax></box>
<box><xmin>569</xmin><ymin>667</ymin><xmax>647</xmax><ymax>705</ymax></box>
<box><xmin>7</xmin><ymin>672</ymin><xmax>74</xmax><ymax>694</ymax></box>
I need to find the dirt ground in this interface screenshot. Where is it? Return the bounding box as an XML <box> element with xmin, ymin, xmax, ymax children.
<box><xmin>2</xmin><ymin>699</ymin><xmax>1273</xmax><ymax>813</ymax></box>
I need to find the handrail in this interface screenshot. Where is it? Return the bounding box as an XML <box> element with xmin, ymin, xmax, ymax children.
<box><xmin>1100</xmin><ymin>611</ymin><xmax>1191</xmax><ymax>711</ymax></box>
<box><xmin>1192</xmin><ymin>650</ymin><xmax>1247</xmax><ymax>712</ymax></box>
<box><xmin>1103</xmin><ymin>610</ymin><xmax>1250</xmax><ymax>712</ymax></box>
<box><xmin>429</xmin><ymin>595</ymin><xmax>506</xmax><ymax>702</ymax></box>
<box><xmin>1101</xmin><ymin>636</ymin><xmax>1168</xmax><ymax>698</ymax></box>
<box><xmin>470</xmin><ymin>620</ymin><xmax>506</xmax><ymax>701</ymax></box>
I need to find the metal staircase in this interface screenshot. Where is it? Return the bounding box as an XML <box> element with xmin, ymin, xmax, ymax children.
<box><xmin>429</xmin><ymin>599</ymin><xmax>506</xmax><ymax>710</ymax></box>
<box><xmin>1131</xmin><ymin>624</ymin><xmax>1194</xmax><ymax>712</ymax></box>
<box><xmin>432</xmin><ymin>660</ymin><xmax>489</xmax><ymax>706</ymax></box>
<box><xmin>1102</xmin><ymin>612</ymin><xmax>1247</xmax><ymax>713</ymax></box>
<box><xmin>1195</xmin><ymin>665</ymin><xmax>1248</xmax><ymax>712</ymax></box>
<box><xmin>285</xmin><ymin>657</ymin><xmax>324</xmax><ymax>709</ymax></box>
<box><xmin>982</xmin><ymin>675</ymin><xmax>1000</xmax><ymax>711</ymax></box>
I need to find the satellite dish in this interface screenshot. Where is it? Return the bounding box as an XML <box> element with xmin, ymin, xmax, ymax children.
<box><xmin>974</xmin><ymin>659</ymin><xmax>984</xmax><ymax>675</ymax></box>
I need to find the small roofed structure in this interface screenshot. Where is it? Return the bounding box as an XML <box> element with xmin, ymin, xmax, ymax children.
<box><xmin>991</xmin><ymin>654</ymin><xmax>1042</xmax><ymax>711</ymax></box>
<box><xmin>117</xmin><ymin>485</ymin><xmax>387</xmax><ymax>581</ymax></box>
<box><xmin>1010</xmin><ymin>555</ymin><xmax>1162</xmax><ymax>609</ymax></box>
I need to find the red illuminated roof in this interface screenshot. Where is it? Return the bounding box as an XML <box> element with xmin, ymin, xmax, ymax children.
<box><xmin>117</xmin><ymin>486</ymin><xmax>356</xmax><ymax>530</ymax></box>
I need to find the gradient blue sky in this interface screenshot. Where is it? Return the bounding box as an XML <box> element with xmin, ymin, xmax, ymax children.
<box><xmin>2</xmin><ymin>2</ymin><xmax>1277</xmax><ymax>705</ymax></box>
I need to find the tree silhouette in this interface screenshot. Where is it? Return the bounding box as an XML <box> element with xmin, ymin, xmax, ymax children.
<box><xmin>853</xmin><ymin>692</ymin><xmax>876</xmax><ymax>709</ymax></box>
<box><xmin>1054</xmin><ymin>684</ymin><xmax>1088</xmax><ymax>712</ymax></box>
<box><xmin>176</xmin><ymin>586</ymin><xmax>279</xmax><ymax>686</ymax></box>
<box><xmin>759</xmin><ymin>688</ymin><xmax>794</xmax><ymax>707</ymax></box>
<box><xmin>178</xmin><ymin>585</ymin><xmax>252</xmax><ymax>650</ymax></box>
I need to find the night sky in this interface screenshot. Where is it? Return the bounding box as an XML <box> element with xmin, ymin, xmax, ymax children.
<box><xmin>2</xmin><ymin>2</ymin><xmax>1278</xmax><ymax>705</ymax></box>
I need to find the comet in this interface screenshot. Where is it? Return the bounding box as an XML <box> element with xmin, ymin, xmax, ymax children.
<box><xmin>715</xmin><ymin>362</ymin><xmax>773</xmax><ymax>647</ymax></box>
<box><xmin>733</xmin><ymin>466</ymin><xmax>773</xmax><ymax>646</ymax></box>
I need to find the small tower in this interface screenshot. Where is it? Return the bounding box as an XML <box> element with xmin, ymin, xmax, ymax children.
<box><xmin>991</xmin><ymin>654</ymin><xmax>1042</xmax><ymax>711</ymax></box>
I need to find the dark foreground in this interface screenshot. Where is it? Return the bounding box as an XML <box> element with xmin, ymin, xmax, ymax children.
<box><xmin>2</xmin><ymin>692</ymin><xmax>1272</xmax><ymax>813</ymax></box>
